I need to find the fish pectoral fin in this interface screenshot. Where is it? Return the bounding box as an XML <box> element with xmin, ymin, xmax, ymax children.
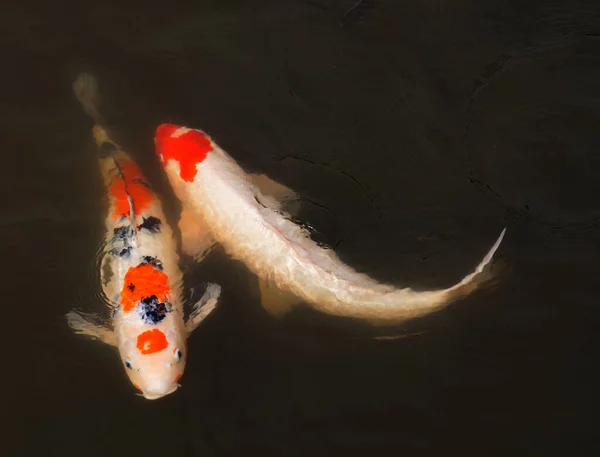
<box><xmin>250</xmin><ymin>173</ymin><xmax>301</xmax><ymax>216</ymax></box>
<box><xmin>258</xmin><ymin>277</ymin><xmax>303</xmax><ymax>318</ymax></box>
<box><xmin>179</xmin><ymin>205</ymin><xmax>216</xmax><ymax>260</ymax></box>
<box><xmin>186</xmin><ymin>283</ymin><xmax>222</xmax><ymax>335</ymax></box>
<box><xmin>66</xmin><ymin>311</ymin><xmax>116</xmax><ymax>346</ymax></box>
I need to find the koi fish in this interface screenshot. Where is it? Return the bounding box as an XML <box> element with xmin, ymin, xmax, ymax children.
<box><xmin>66</xmin><ymin>74</ymin><xmax>221</xmax><ymax>400</ymax></box>
<box><xmin>154</xmin><ymin>123</ymin><xmax>506</xmax><ymax>324</ymax></box>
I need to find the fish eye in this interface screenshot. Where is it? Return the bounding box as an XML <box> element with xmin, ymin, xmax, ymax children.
<box><xmin>175</xmin><ymin>349</ymin><xmax>183</xmax><ymax>361</ymax></box>
<box><xmin>125</xmin><ymin>359</ymin><xmax>132</xmax><ymax>369</ymax></box>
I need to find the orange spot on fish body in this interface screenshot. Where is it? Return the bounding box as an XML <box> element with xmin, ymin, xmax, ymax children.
<box><xmin>137</xmin><ymin>329</ymin><xmax>169</xmax><ymax>354</ymax></box>
<box><xmin>109</xmin><ymin>159</ymin><xmax>155</xmax><ymax>219</ymax></box>
<box><xmin>133</xmin><ymin>383</ymin><xmax>142</xmax><ymax>391</ymax></box>
<box><xmin>120</xmin><ymin>263</ymin><xmax>171</xmax><ymax>312</ymax></box>
<box><xmin>174</xmin><ymin>373</ymin><xmax>182</xmax><ymax>383</ymax></box>
<box><xmin>155</xmin><ymin>123</ymin><xmax>213</xmax><ymax>182</ymax></box>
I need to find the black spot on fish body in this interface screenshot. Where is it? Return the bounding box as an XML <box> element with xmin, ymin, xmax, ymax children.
<box><xmin>108</xmin><ymin>246</ymin><xmax>132</xmax><ymax>257</ymax></box>
<box><xmin>141</xmin><ymin>256</ymin><xmax>163</xmax><ymax>271</ymax></box>
<box><xmin>128</xmin><ymin>283</ymin><xmax>135</xmax><ymax>292</ymax></box>
<box><xmin>139</xmin><ymin>295</ymin><xmax>172</xmax><ymax>324</ymax></box>
<box><xmin>137</xmin><ymin>216</ymin><xmax>162</xmax><ymax>233</ymax></box>
<box><xmin>99</xmin><ymin>141</ymin><xmax>118</xmax><ymax>157</ymax></box>
<box><xmin>113</xmin><ymin>225</ymin><xmax>134</xmax><ymax>239</ymax></box>
<box><xmin>108</xmin><ymin>225</ymin><xmax>134</xmax><ymax>257</ymax></box>
<box><xmin>113</xmin><ymin>226</ymin><xmax>126</xmax><ymax>237</ymax></box>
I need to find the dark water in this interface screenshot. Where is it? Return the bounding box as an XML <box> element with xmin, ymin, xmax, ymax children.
<box><xmin>3</xmin><ymin>1</ymin><xmax>599</xmax><ymax>455</ymax></box>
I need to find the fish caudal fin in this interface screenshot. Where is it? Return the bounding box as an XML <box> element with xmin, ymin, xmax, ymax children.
<box><xmin>388</xmin><ymin>227</ymin><xmax>507</xmax><ymax>323</ymax></box>
<box><xmin>443</xmin><ymin>227</ymin><xmax>506</xmax><ymax>301</ymax></box>
<box><xmin>311</xmin><ymin>228</ymin><xmax>507</xmax><ymax>326</ymax></box>
<box><xmin>72</xmin><ymin>73</ymin><xmax>117</xmax><ymax>154</ymax></box>
<box><xmin>73</xmin><ymin>73</ymin><xmax>102</xmax><ymax>124</ymax></box>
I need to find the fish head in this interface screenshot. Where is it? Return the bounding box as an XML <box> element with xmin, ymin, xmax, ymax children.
<box><xmin>117</xmin><ymin>319</ymin><xmax>187</xmax><ymax>400</ymax></box>
<box><xmin>154</xmin><ymin>123</ymin><xmax>214</xmax><ymax>192</ymax></box>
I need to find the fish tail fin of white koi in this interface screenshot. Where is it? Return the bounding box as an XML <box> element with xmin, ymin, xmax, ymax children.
<box><xmin>358</xmin><ymin>228</ymin><xmax>506</xmax><ymax>325</ymax></box>
<box><xmin>424</xmin><ymin>227</ymin><xmax>507</xmax><ymax>314</ymax></box>
<box><xmin>446</xmin><ymin>227</ymin><xmax>506</xmax><ymax>295</ymax></box>
<box><xmin>73</xmin><ymin>72</ymin><xmax>103</xmax><ymax>124</ymax></box>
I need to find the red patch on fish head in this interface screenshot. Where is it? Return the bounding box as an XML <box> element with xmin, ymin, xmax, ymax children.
<box><xmin>154</xmin><ymin>123</ymin><xmax>213</xmax><ymax>182</ymax></box>
<box><xmin>136</xmin><ymin>329</ymin><xmax>169</xmax><ymax>355</ymax></box>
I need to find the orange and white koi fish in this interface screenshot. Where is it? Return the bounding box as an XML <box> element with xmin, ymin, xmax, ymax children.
<box><xmin>154</xmin><ymin>123</ymin><xmax>505</xmax><ymax>324</ymax></box>
<box><xmin>66</xmin><ymin>75</ymin><xmax>220</xmax><ymax>399</ymax></box>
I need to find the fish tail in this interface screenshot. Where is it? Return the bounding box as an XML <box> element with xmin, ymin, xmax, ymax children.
<box><xmin>73</xmin><ymin>72</ymin><xmax>120</xmax><ymax>156</ymax></box>
<box><xmin>393</xmin><ymin>227</ymin><xmax>507</xmax><ymax>322</ymax></box>
<box><xmin>73</xmin><ymin>72</ymin><xmax>103</xmax><ymax>124</ymax></box>
<box><xmin>309</xmin><ymin>228</ymin><xmax>507</xmax><ymax>324</ymax></box>
<box><xmin>73</xmin><ymin>73</ymin><xmax>128</xmax><ymax>162</ymax></box>
<box><xmin>72</xmin><ymin>73</ymin><xmax>144</xmax><ymax>236</ymax></box>
<box><xmin>442</xmin><ymin>227</ymin><xmax>506</xmax><ymax>301</ymax></box>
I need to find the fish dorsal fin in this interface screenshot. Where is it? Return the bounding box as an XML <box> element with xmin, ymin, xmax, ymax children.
<box><xmin>250</xmin><ymin>173</ymin><xmax>300</xmax><ymax>217</ymax></box>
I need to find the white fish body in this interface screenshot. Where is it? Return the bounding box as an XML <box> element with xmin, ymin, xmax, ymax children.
<box><xmin>154</xmin><ymin>124</ymin><xmax>505</xmax><ymax>324</ymax></box>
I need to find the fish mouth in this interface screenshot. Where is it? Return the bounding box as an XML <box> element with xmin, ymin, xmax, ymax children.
<box><xmin>141</xmin><ymin>384</ymin><xmax>179</xmax><ymax>400</ymax></box>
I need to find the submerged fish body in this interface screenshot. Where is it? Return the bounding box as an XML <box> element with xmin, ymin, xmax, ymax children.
<box><xmin>154</xmin><ymin>123</ymin><xmax>505</xmax><ymax>324</ymax></box>
<box><xmin>66</xmin><ymin>75</ymin><xmax>220</xmax><ymax>399</ymax></box>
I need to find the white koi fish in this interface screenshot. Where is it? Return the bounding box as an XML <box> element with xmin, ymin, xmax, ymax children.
<box><xmin>154</xmin><ymin>123</ymin><xmax>505</xmax><ymax>324</ymax></box>
<box><xmin>66</xmin><ymin>75</ymin><xmax>221</xmax><ymax>399</ymax></box>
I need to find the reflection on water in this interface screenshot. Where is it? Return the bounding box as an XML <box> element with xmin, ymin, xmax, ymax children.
<box><xmin>3</xmin><ymin>0</ymin><xmax>599</xmax><ymax>455</ymax></box>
